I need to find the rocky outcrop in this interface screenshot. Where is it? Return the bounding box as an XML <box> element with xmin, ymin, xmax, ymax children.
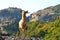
<box><xmin>0</xmin><ymin>36</ymin><xmax>42</xmax><ymax>40</ymax></box>
<box><xmin>30</xmin><ymin>4</ymin><xmax>60</xmax><ymax>22</ymax></box>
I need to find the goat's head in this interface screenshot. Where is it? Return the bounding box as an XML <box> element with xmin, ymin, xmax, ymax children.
<box><xmin>21</xmin><ymin>10</ymin><xmax>29</xmax><ymax>16</ymax></box>
<box><xmin>22</xmin><ymin>10</ymin><xmax>28</xmax><ymax>14</ymax></box>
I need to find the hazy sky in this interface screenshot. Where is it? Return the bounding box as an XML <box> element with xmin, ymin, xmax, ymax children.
<box><xmin>0</xmin><ymin>0</ymin><xmax>60</xmax><ymax>13</ymax></box>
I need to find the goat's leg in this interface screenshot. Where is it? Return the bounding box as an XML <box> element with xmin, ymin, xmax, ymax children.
<box><xmin>20</xmin><ymin>28</ymin><xmax>25</xmax><ymax>38</ymax></box>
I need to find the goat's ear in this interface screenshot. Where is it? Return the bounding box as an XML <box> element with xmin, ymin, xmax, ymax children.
<box><xmin>25</xmin><ymin>10</ymin><xmax>28</xmax><ymax>13</ymax></box>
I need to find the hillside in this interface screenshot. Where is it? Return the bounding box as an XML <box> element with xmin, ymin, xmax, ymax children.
<box><xmin>26</xmin><ymin>16</ymin><xmax>60</xmax><ymax>40</ymax></box>
<box><xmin>30</xmin><ymin>4</ymin><xmax>60</xmax><ymax>22</ymax></box>
<box><xmin>25</xmin><ymin>4</ymin><xmax>60</xmax><ymax>40</ymax></box>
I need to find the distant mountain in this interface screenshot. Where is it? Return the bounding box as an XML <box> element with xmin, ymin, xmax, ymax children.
<box><xmin>0</xmin><ymin>7</ymin><xmax>22</xmax><ymax>22</ymax></box>
<box><xmin>30</xmin><ymin>4</ymin><xmax>60</xmax><ymax>22</ymax></box>
<box><xmin>0</xmin><ymin>7</ymin><xmax>29</xmax><ymax>23</ymax></box>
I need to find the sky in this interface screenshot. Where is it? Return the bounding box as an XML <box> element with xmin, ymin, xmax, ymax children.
<box><xmin>0</xmin><ymin>0</ymin><xmax>60</xmax><ymax>16</ymax></box>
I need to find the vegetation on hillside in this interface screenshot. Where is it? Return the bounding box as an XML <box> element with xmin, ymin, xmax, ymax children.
<box><xmin>3</xmin><ymin>20</ymin><xmax>19</xmax><ymax>35</ymax></box>
<box><xmin>25</xmin><ymin>17</ymin><xmax>60</xmax><ymax>40</ymax></box>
